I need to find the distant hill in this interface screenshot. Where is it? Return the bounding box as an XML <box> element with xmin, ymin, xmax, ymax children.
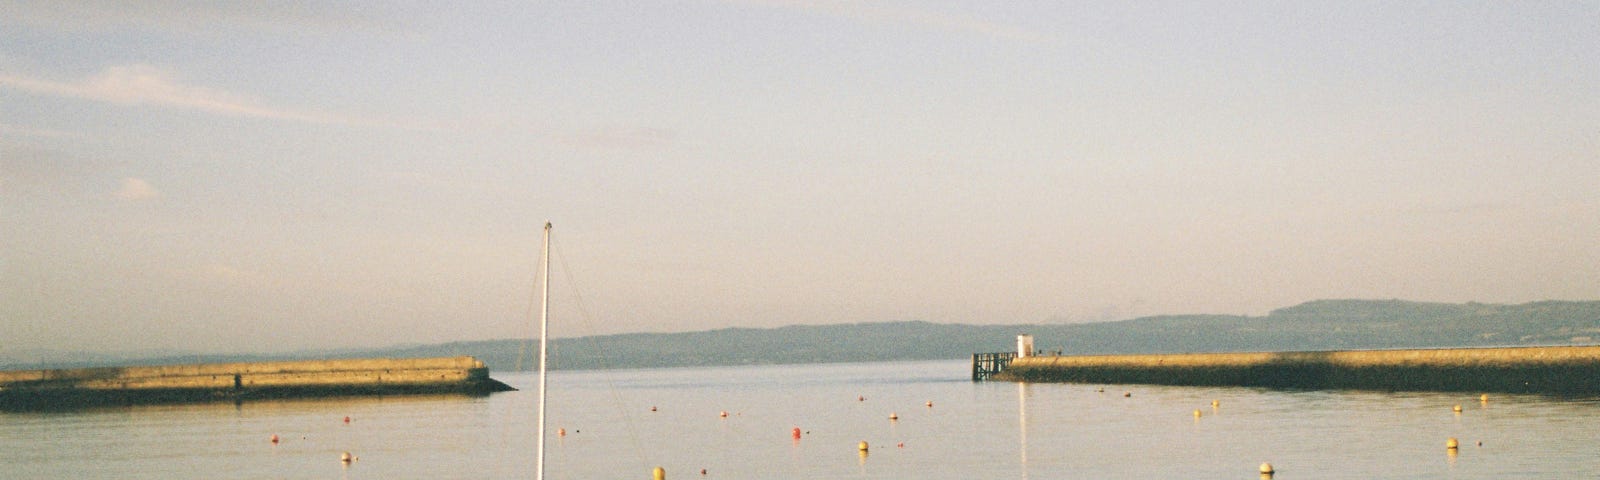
<box><xmin>8</xmin><ymin>300</ymin><xmax>1600</xmax><ymax>372</ymax></box>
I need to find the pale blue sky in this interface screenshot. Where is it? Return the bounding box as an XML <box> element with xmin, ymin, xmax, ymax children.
<box><xmin>3</xmin><ymin>1</ymin><xmax>1597</xmax><ymax>358</ymax></box>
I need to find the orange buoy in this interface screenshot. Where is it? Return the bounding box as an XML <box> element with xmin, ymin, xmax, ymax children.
<box><xmin>343</xmin><ymin>416</ymin><xmax>351</xmax><ymax>424</ymax></box>
<box><xmin>650</xmin><ymin>406</ymin><xmax>657</xmax><ymax>412</ymax></box>
<box><xmin>270</xmin><ymin>434</ymin><xmax>279</xmax><ymax>444</ymax></box>
<box><xmin>719</xmin><ymin>411</ymin><xmax>728</xmax><ymax>418</ymax></box>
<box><xmin>896</xmin><ymin>442</ymin><xmax>904</xmax><ymax>448</ymax></box>
<box><xmin>925</xmin><ymin>401</ymin><xmax>933</xmax><ymax>408</ymax></box>
<box><xmin>700</xmin><ymin>468</ymin><xmax>707</xmax><ymax>475</ymax></box>
<box><xmin>889</xmin><ymin>412</ymin><xmax>898</xmax><ymax>420</ymax></box>
<box><xmin>558</xmin><ymin>428</ymin><xmax>567</xmax><ymax>437</ymax></box>
<box><xmin>857</xmin><ymin>395</ymin><xmax>865</xmax><ymax>402</ymax></box>
<box><xmin>341</xmin><ymin>451</ymin><xmax>354</xmax><ymax>463</ymax></box>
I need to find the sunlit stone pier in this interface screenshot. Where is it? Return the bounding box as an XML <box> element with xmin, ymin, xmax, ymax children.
<box><xmin>993</xmin><ymin>345</ymin><xmax>1600</xmax><ymax>394</ymax></box>
<box><xmin>0</xmin><ymin>356</ymin><xmax>514</xmax><ymax>410</ymax></box>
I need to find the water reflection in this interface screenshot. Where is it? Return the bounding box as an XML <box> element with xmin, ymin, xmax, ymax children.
<box><xmin>1018</xmin><ymin>382</ymin><xmax>1029</xmax><ymax>479</ymax></box>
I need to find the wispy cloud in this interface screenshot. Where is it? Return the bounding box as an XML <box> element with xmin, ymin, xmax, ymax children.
<box><xmin>741</xmin><ymin>0</ymin><xmax>1052</xmax><ymax>44</ymax></box>
<box><xmin>114</xmin><ymin>177</ymin><xmax>160</xmax><ymax>201</ymax></box>
<box><xmin>0</xmin><ymin>65</ymin><xmax>343</xmax><ymax>124</ymax></box>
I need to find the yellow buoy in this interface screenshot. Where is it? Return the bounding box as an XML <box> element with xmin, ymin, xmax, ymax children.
<box><xmin>1446</xmin><ymin>437</ymin><xmax>1459</xmax><ymax>449</ymax></box>
<box><xmin>1480</xmin><ymin>394</ymin><xmax>1489</xmax><ymax>403</ymax></box>
<box><xmin>858</xmin><ymin>440</ymin><xmax>869</xmax><ymax>452</ymax></box>
<box><xmin>1193</xmin><ymin>409</ymin><xmax>1202</xmax><ymax>418</ymax></box>
<box><xmin>889</xmin><ymin>412</ymin><xmax>898</xmax><ymax>420</ymax></box>
<box><xmin>1259</xmin><ymin>462</ymin><xmax>1274</xmax><ymax>474</ymax></box>
<box><xmin>1211</xmin><ymin>399</ymin><xmax>1220</xmax><ymax>407</ymax></box>
<box><xmin>653</xmin><ymin>466</ymin><xmax>666</xmax><ymax>480</ymax></box>
<box><xmin>341</xmin><ymin>452</ymin><xmax>354</xmax><ymax>463</ymax></box>
<box><xmin>1452</xmin><ymin>404</ymin><xmax>1462</xmax><ymax>413</ymax></box>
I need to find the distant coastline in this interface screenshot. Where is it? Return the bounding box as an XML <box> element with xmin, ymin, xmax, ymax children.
<box><xmin>8</xmin><ymin>299</ymin><xmax>1599</xmax><ymax>373</ymax></box>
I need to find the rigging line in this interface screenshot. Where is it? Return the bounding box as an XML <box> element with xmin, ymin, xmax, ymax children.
<box><xmin>516</xmin><ymin>229</ymin><xmax>544</xmax><ymax>374</ymax></box>
<box><xmin>550</xmin><ymin>235</ymin><xmax>654</xmax><ymax>473</ymax></box>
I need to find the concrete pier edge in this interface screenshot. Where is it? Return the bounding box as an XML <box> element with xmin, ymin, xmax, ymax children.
<box><xmin>0</xmin><ymin>356</ymin><xmax>515</xmax><ymax>410</ymax></box>
<box><xmin>994</xmin><ymin>345</ymin><xmax>1600</xmax><ymax>395</ymax></box>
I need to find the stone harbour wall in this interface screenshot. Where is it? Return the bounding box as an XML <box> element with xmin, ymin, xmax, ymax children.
<box><xmin>0</xmin><ymin>356</ymin><xmax>512</xmax><ymax>409</ymax></box>
<box><xmin>995</xmin><ymin>346</ymin><xmax>1600</xmax><ymax>394</ymax></box>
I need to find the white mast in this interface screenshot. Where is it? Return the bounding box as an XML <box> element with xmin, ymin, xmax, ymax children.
<box><xmin>536</xmin><ymin>221</ymin><xmax>551</xmax><ymax>480</ymax></box>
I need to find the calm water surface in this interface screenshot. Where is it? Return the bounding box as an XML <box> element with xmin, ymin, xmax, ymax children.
<box><xmin>5</xmin><ymin>359</ymin><xmax>1600</xmax><ymax>478</ymax></box>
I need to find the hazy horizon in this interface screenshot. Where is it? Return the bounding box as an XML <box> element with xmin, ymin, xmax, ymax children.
<box><xmin>4</xmin><ymin>2</ymin><xmax>1597</xmax><ymax>357</ymax></box>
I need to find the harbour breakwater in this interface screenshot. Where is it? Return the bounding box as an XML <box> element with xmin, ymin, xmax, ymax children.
<box><xmin>994</xmin><ymin>345</ymin><xmax>1600</xmax><ymax>394</ymax></box>
<box><xmin>0</xmin><ymin>356</ymin><xmax>514</xmax><ymax>410</ymax></box>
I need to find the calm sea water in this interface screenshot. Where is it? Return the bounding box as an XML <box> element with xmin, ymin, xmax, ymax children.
<box><xmin>5</xmin><ymin>359</ymin><xmax>1600</xmax><ymax>479</ymax></box>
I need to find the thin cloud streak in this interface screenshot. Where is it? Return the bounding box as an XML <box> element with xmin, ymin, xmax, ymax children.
<box><xmin>0</xmin><ymin>65</ymin><xmax>442</xmax><ymax>130</ymax></box>
<box><xmin>0</xmin><ymin>65</ymin><xmax>341</xmax><ymax>124</ymax></box>
<box><xmin>114</xmin><ymin>177</ymin><xmax>160</xmax><ymax>201</ymax></box>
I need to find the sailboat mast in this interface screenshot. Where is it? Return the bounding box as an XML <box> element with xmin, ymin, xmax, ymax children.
<box><xmin>536</xmin><ymin>221</ymin><xmax>551</xmax><ymax>480</ymax></box>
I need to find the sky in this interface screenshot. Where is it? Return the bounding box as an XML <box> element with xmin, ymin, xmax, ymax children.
<box><xmin>2</xmin><ymin>1</ymin><xmax>1597</xmax><ymax>359</ymax></box>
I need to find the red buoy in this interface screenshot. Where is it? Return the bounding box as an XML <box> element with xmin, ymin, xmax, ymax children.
<box><xmin>343</xmin><ymin>416</ymin><xmax>351</xmax><ymax>424</ymax></box>
<box><xmin>792</xmin><ymin>427</ymin><xmax>802</xmax><ymax>439</ymax></box>
<box><xmin>270</xmin><ymin>434</ymin><xmax>279</xmax><ymax>445</ymax></box>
